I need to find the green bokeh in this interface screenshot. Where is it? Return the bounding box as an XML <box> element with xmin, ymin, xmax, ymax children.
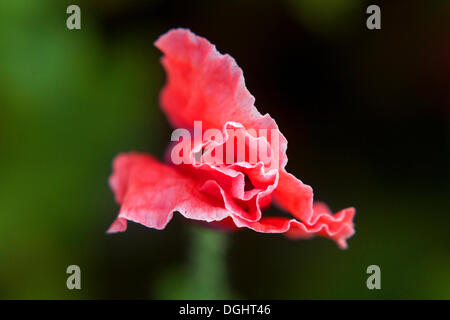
<box><xmin>0</xmin><ymin>0</ymin><xmax>162</xmax><ymax>298</ymax></box>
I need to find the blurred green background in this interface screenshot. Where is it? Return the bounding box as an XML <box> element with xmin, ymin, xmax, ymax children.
<box><xmin>0</xmin><ymin>0</ymin><xmax>449</xmax><ymax>299</ymax></box>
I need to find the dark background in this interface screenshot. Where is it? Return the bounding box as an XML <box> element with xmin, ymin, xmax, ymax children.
<box><xmin>0</xmin><ymin>0</ymin><xmax>449</xmax><ymax>299</ymax></box>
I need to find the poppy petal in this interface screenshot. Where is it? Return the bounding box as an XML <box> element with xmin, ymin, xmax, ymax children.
<box><xmin>107</xmin><ymin>152</ymin><xmax>230</xmax><ymax>232</ymax></box>
<box><xmin>232</xmin><ymin>204</ymin><xmax>355</xmax><ymax>249</ymax></box>
<box><xmin>273</xmin><ymin>170</ymin><xmax>314</xmax><ymax>223</ymax></box>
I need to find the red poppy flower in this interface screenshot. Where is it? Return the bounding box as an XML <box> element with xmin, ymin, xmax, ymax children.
<box><xmin>108</xmin><ymin>28</ymin><xmax>355</xmax><ymax>249</ymax></box>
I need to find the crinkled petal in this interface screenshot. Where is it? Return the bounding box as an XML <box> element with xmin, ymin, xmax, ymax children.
<box><xmin>232</xmin><ymin>203</ymin><xmax>355</xmax><ymax>249</ymax></box>
<box><xmin>273</xmin><ymin>171</ymin><xmax>314</xmax><ymax>223</ymax></box>
<box><xmin>272</xmin><ymin>173</ymin><xmax>356</xmax><ymax>248</ymax></box>
<box><xmin>107</xmin><ymin>152</ymin><xmax>230</xmax><ymax>233</ymax></box>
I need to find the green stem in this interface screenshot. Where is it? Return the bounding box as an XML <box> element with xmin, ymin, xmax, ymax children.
<box><xmin>187</xmin><ymin>225</ymin><xmax>230</xmax><ymax>299</ymax></box>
